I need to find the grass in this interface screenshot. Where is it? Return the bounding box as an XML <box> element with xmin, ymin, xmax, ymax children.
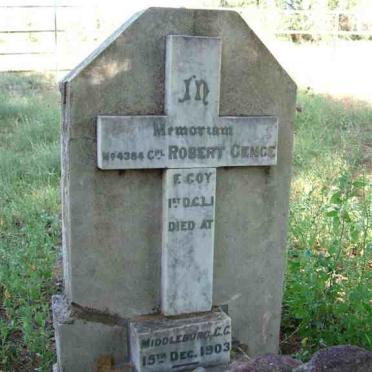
<box><xmin>0</xmin><ymin>73</ymin><xmax>370</xmax><ymax>370</ymax></box>
<box><xmin>0</xmin><ymin>73</ymin><xmax>60</xmax><ymax>371</ymax></box>
<box><xmin>281</xmin><ymin>91</ymin><xmax>372</xmax><ymax>360</ymax></box>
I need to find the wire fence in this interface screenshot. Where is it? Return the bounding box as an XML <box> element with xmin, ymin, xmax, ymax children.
<box><xmin>0</xmin><ymin>3</ymin><xmax>371</xmax><ymax>72</ymax></box>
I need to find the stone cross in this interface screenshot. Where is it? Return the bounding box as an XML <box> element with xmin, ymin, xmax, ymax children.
<box><xmin>97</xmin><ymin>35</ymin><xmax>278</xmax><ymax>316</ymax></box>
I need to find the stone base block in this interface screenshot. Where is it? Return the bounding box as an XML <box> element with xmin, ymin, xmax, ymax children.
<box><xmin>129</xmin><ymin>310</ymin><xmax>231</xmax><ymax>372</ymax></box>
<box><xmin>52</xmin><ymin>295</ymin><xmax>129</xmax><ymax>372</ymax></box>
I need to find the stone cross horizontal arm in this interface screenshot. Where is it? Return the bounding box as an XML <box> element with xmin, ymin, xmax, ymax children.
<box><xmin>97</xmin><ymin>35</ymin><xmax>278</xmax><ymax>170</ymax></box>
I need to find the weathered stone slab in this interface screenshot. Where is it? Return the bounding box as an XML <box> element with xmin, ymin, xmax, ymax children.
<box><xmin>130</xmin><ymin>310</ymin><xmax>231</xmax><ymax>372</ymax></box>
<box><xmin>52</xmin><ymin>295</ymin><xmax>128</xmax><ymax>372</ymax></box>
<box><xmin>59</xmin><ymin>7</ymin><xmax>296</xmax><ymax>356</ymax></box>
<box><xmin>162</xmin><ymin>168</ymin><xmax>216</xmax><ymax>315</ymax></box>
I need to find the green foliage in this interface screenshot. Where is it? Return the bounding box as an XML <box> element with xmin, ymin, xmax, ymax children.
<box><xmin>281</xmin><ymin>91</ymin><xmax>372</xmax><ymax>359</ymax></box>
<box><xmin>0</xmin><ymin>73</ymin><xmax>60</xmax><ymax>371</ymax></box>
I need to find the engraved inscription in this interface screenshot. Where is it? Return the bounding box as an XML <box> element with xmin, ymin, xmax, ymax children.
<box><xmin>194</xmin><ymin>79</ymin><xmax>209</xmax><ymax>105</ymax></box>
<box><xmin>97</xmin><ymin>116</ymin><xmax>278</xmax><ymax>169</ymax></box>
<box><xmin>141</xmin><ymin>342</ymin><xmax>231</xmax><ymax>369</ymax></box>
<box><xmin>100</xmin><ymin>144</ymin><xmax>276</xmax><ymax>164</ymax></box>
<box><xmin>141</xmin><ymin>324</ymin><xmax>231</xmax><ymax>349</ymax></box>
<box><xmin>153</xmin><ymin>122</ymin><xmax>233</xmax><ymax>137</ymax></box>
<box><xmin>162</xmin><ymin>169</ymin><xmax>216</xmax><ymax>315</ymax></box>
<box><xmin>130</xmin><ymin>311</ymin><xmax>231</xmax><ymax>372</ymax></box>
<box><xmin>178</xmin><ymin>75</ymin><xmax>210</xmax><ymax>105</ymax></box>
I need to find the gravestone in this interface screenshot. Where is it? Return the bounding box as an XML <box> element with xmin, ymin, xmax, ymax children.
<box><xmin>53</xmin><ymin>7</ymin><xmax>296</xmax><ymax>372</ymax></box>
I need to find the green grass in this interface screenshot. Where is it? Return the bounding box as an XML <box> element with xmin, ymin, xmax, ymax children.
<box><xmin>0</xmin><ymin>73</ymin><xmax>370</xmax><ymax>370</ymax></box>
<box><xmin>0</xmin><ymin>73</ymin><xmax>60</xmax><ymax>371</ymax></box>
<box><xmin>281</xmin><ymin>91</ymin><xmax>372</xmax><ymax>360</ymax></box>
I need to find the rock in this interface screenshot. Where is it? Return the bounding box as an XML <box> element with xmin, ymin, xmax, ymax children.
<box><xmin>218</xmin><ymin>354</ymin><xmax>302</xmax><ymax>371</ymax></box>
<box><xmin>249</xmin><ymin>354</ymin><xmax>303</xmax><ymax>371</ymax></box>
<box><xmin>294</xmin><ymin>345</ymin><xmax>372</xmax><ymax>372</ymax></box>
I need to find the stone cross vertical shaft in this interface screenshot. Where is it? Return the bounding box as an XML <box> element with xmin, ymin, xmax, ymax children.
<box><xmin>97</xmin><ymin>35</ymin><xmax>278</xmax><ymax>316</ymax></box>
<box><xmin>162</xmin><ymin>36</ymin><xmax>220</xmax><ymax>316</ymax></box>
